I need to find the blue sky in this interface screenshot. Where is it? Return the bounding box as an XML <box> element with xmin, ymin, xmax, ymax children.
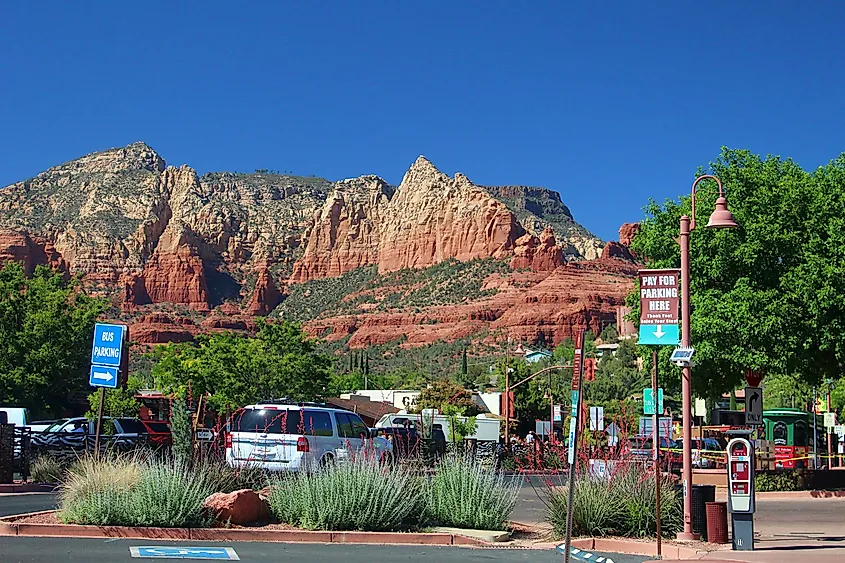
<box><xmin>2</xmin><ymin>2</ymin><xmax>844</xmax><ymax>242</ymax></box>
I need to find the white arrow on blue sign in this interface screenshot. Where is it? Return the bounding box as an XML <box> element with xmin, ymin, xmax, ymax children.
<box><xmin>91</xmin><ymin>323</ymin><xmax>126</xmax><ymax>367</ymax></box>
<box><xmin>129</xmin><ymin>546</ymin><xmax>240</xmax><ymax>560</ymax></box>
<box><xmin>89</xmin><ymin>365</ymin><xmax>120</xmax><ymax>389</ymax></box>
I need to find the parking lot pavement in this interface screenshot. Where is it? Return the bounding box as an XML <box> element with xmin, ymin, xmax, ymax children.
<box><xmin>0</xmin><ymin>537</ymin><xmax>562</xmax><ymax>562</ymax></box>
<box><xmin>0</xmin><ymin>493</ymin><xmax>58</xmax><ymax>517</ymax></box>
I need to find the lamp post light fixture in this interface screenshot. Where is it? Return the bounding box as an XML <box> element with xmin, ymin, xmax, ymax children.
<box><xmin>677</xmin><ymin>174</ymin><xmax>739</xmax><ymax>541</ymax></box>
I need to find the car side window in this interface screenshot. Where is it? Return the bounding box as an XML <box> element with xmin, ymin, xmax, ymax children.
<box><xmin>335</xmin><ymin>413</ymin><xmax>354</xmax><ymax>438</ymax></box>
<box><xmin>303</xmin><ymin>410</ymin><xmax>334</xmax><ymax>437</ymax></box>
<box><xmin>349</xmin><ymin>415</ymin><xmax>368</xmax><ymax>439</ymax></box>
<box><xmin>65</xmin><ymin>420</ymin><xmax>88</xmax><ymax>433</ymax></box>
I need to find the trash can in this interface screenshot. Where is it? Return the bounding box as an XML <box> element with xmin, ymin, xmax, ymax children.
<box><xmin>706</xmin><ymin>501</ymin><xmax>729</xmax><ymax>544</ymax></box>
<box><xmin>692</xmin><ymin>485</ymin><xmax>716</xmax><ymax>540</ymax></box>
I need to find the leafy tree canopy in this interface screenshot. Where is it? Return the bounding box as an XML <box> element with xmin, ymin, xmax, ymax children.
<box><xmin>0</xmin><ymin>263</ymin><xmax>106</xmax><ymax>416</ymax></box>
<box><xmin>629</xmin><ymin>148</ymin><xmax>845</xmax><ymax>398</ymax></box>
<box><xmin>412</xmin><ymin>378</ymin><xmax>480</xmax><ymax>415</ymax></box>
<box><xmin>149</xmin><ymin>320</ymin><xmax>331</xmax><ymax>412</ymax></box>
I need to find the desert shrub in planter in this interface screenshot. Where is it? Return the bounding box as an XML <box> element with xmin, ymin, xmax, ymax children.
<box><xmin>268</xmin><ymin>455</ymin><xmax>423</xmax><ymax>531</ymax></box>
<box><xmin>60</xmin><ymin>455</ymin><xmax>218</xmax><ymax>528</ymax></box>
<box><xmin>425</xmin><ymin>453</ymin><xmax>521</xmax><ymax>531</ymax></box>
<box><xmin>546</xmin><ymin>464</ymin><xmax>681</xmax><ymax>539</ymax></box>
<box><xmin>30</xmin><ymin>456</ymin><xmax>64</xmax><ymax>484</ymax></box>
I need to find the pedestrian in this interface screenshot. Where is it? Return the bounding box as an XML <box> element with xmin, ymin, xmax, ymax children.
<box><xmin>526</xmin><ymin>430</ymin><xmax>535</xmax><ymax>444</ymax></box>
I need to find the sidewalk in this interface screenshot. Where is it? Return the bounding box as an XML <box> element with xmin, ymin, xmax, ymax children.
<box><xmin>664</xmin><ymin>538</ymin><xmax>845</xmax><ymax>562</ymax></box>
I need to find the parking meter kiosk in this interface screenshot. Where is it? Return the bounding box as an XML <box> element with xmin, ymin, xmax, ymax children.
<box><xmin>727</xmin><ymin>436</ymin><xmax>755</xmax><ymax>551</ymax></box>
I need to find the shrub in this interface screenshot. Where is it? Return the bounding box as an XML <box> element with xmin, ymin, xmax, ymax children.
<box><xmin>124</xmin><ymin>458</ymin><xmax>217</xmax><ymax>528</ymax></box>
<box><xmin>59</xmin><ymin>455</ymin><xmax>140</xmax><ymax>525</ymax></box>
<box><xmin>29</xmin><ymin>456</ymin><xmax>64</xmax><ymax>483</ymax></box>
<box><xmin>425</xmin><ymin>454</ymin><xmax>521</xmax><ymax>531</ymax></box>
<box><xmin>199</xmin><ymin>458</ymin><xmax>267</xmax><ymax>493</ymax></box>
<box><xmin>755</xmin><ymin>471</ymin><xmax>799</xmax><ymax>492</ymax></box>
<box><xmin>268</xmin><ymin>455</ymin><xmax>422</xmax><ymax>531</ymax></box>
<box><xmin>546</xmin><ymin>464</ymin><xmax>681</xmax><ymax>539</ymax></box>
<box><xmin>60</xmin><ymin>455</ymin><xmax>217</xmax><ymax>528</ymax></box>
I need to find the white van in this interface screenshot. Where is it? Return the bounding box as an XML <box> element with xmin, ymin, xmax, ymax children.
<box><xmin>0</xmin><ymin>407</ymin><xmax>32</xmax><ymax>428</ymax></box>
<box><xmin>375</xmin><ymin>410</ymin><xmax>501</xmax><ymax>442</ymax></box>
<box><xmin>225</xmin><ymin>403</ymin><xmax>392</xmax><ymax>472</ymax></box>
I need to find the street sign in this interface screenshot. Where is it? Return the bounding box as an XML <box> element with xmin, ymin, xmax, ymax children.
<box><xmin>196</xmin><ymin>428</ymin><xmax>214</xmax><ymax>442</ymax></box>
<box><xmin>553</xmin><ymin>404</ymin><xmax>562</xmax><ymax>422</ymax></box>
<box><xmin>605</xmin><ymin>422</ymin><xmax>620</xmax><ymax>446</ymax></box>
<box><xmin>694</xmin><ymin>398</ymin><xmax>707</xmax><ymax>417</ymax></box>
<box><xmin>129</xmin><ymin>546</ymin><xmax>240</xmax><ymax>560</ymax></box>
<box><xmin>745</xmin><ymin>387</ymin><xmax>763</xmax><ymax>425</ymax></box>
<box><xmin>91</xmin><ymin>323</ymin><xmax>126</xmax><ymax>367</ymax></box>
<box><xmin>834</xmin><ymin>425</ymin><xmax>845</xmax><ymax>438</ymax></box>
<box><xmin>89</xmin><ymin>365</ymin><xmax>120</xmax><ymax>389</ymax></box>
<box><xmin>824</xmin><ymin>412</ymin><xmax>836</xmax><ymax>428</ymax></box>
<box><xmin>643</xmin><ymin>388</ymin><xmax>664</xmax><ymax>415</ymax></box>
<box><xmin>589</xmin><ymin>406</ymin><xmax>604</xmax><ymax>431</ymax></box>
<box><xmin>637</xmin><ymin>269</ymin><xmax>680</xmax><ymax>346</ymax></box>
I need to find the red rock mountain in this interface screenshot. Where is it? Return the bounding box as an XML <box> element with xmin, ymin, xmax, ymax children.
<box><xmin>0</xmin><ymin>142</ymin><xmax>634</xmax><ymax>346</ymax></box>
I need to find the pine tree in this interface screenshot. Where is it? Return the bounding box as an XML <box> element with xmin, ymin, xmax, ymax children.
<box><xmin>461</xmin><ymin>347</ymin><xmax>468</xmax><ymax>376</ymax></box>
<box><xmin>171</xmin><ymin>397</ymin><xmax>193</xmax><ymax>465</ymax></box>
<box><xmin>364</xmin><ymin>351</ymin><xmax>370</xmax><ymax>376</ymax></box>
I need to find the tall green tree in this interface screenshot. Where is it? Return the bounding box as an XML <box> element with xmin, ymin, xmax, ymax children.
<box><xmin>0</xmin><ymin>263</ymin><xmax>106</xmax><ymax>416</ymax></box>
<box><xmin>412</xmin><ymin>378</ymin><xmax>480</xmax><ymax>415</ymax></box>
<box><xmin>629</xmin><ymin>148</ymin><xmax>845</xmax><ymax>398</ymax></box>
<box><xmin>150</xmin><ymin>320</ymin><xmax>332</xmax><ymax>412</ymax></box>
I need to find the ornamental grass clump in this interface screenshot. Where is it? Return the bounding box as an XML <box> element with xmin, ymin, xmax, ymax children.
<box><xmin>29</xmin><ymin>455</ymin><xmax>64</xmax><ymax>484</ymax></box>
<box><xmin>546</xmin><ymin>463</ymin><xmax>682</xmax><ymax>539</ymax></box>
<box><xmin>59</xmin><ymin>455</ymin><xmax>219</xmax><ymax>528</ymax></box>
<box><xmin>268</xmin><ymin>454</ymin><xmax>423</xmax><ymax>531</ymax></box>
<box><xmin>425</xmin><ymin>453</ymin><xmax>521</xmax><ymax>531</ymax></box>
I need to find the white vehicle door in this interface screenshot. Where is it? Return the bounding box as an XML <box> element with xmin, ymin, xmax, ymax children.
<box><xmin>334</xmin><ymin>412</ymin><xmax>364</xmax><ymax>457</ymax></box>
<box><xmin>300</xmin><ymin>409</ymin><xmax>335</xmax><ymax>458</ymax></box>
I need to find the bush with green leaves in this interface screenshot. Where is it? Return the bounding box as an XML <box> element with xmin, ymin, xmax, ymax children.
<box><xmin>29</xmin><ymin>456</ymin><xmax>64</xmax><ymax>483</ymax></box>
<box><xmin>755</xmin><ymin>471</ymin><xmax>799</xmax><ymax>492</ymax></box>
<box><xmin>547</xmin><ymin>464</ymin><xmax>681</xmax><ymax>539</ymax></box>
<box><xmin>59</xmin><ymin>455</ymin><xmax>218</xmax><ymax>528</ymax></box>
<box><xmin>267</xmin><ymin>455</ymin><xmax>423</xmax><ymax>531</ymax></box>
<box><xmin>425</xmin><ymin>454</ymin><xmax>521</xmax><ymax>531</ymax></box>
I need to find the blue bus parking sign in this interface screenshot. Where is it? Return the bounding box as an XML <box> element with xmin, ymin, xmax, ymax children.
<box><xmin>91</xmin><ymin>323</ymin><xmax>125</xmax><ymax>367</ymax></box>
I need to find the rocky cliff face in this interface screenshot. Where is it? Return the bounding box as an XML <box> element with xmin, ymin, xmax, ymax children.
<box><xmin>0</xmin><ymin>142</ymin><xmax>629</xmax><ymax>345</ymax></box>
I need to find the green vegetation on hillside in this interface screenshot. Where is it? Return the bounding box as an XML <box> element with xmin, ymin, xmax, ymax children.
<box><xmin>275</xmin><ymin>258</ymin><xmax>509</xmax><ymax>322</ymax></box>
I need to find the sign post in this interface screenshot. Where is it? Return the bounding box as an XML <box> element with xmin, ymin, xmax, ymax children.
<box><xmin>639</xmin><ymin>269</ymin><xmax>680</xmax><ymax>558</ymax></box>
<box><xmin>89</xmin><ymin>323</ymin><xmax>128</xmax><ymax>453</ymax></box>
<box><xmin>562</xmin><ymin>330</ymin><xmax>585</xmax><ymax>563</ymax></box>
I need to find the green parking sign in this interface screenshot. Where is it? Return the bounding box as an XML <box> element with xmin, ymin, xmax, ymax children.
<box><xmin>643</xmin><ymin>388</ymin><xmax>664</xmax><ymax>415</ymax></box>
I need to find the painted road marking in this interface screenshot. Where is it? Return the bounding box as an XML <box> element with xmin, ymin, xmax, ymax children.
<box><xmin>129</xmin><ymin>546</ymin><xmax>240</xmax><ymax>560</ymax></box>
<box><xmin>556</xmin><ymin>544</ymin><xmax>615</xmax><ymax>563</ymax></box>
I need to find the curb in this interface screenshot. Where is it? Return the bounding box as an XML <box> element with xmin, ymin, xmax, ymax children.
<box><xmin>563</xmin><ymin>537</ymin><xmax>704</xmax><ymax>560</ymax></box>
<box><xmin>0</xmin><ymin>514</ymin><xmax>489</xmax><ymax>547</ymax></box>
<box><xmin>0</xmin><ymin>483</ymin><xmax>58</xmax><ymax>494</ymax></box>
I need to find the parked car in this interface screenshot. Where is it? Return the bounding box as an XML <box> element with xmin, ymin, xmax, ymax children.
<box><xmin>0</xmin><ymin>407</ymin><xmax>32</xmax><ymax>428</ymax></box>
<box><xmin>31</xmin><ymin>416</ymin><xmax>151</xmax><ymax>463</ymax></box>
<box><xmin>376</xmin><ymin>426</ymin><xmax>421</xmax><ymax>458</ymax></box>
<box><xmin>29</xmin><ymin>419</ymin><xmax>63</xmax><ymax>432</ymax></box>
<box><xmin>688</xmin><ymin>438</ymin><xmax>725</xmax><ymax>469</ymax></box>
<box><xmin>141</xmin><ymin>420</ymin><xmax>172</xmax><ymax>447</ymax></box>
<box><xmin>225</xmin><ymin>402</ymin><xmax>392</xmax><ymax>472</ymax></box>
<box><xmin>627</xmin><ymin>435</ymin><xmax>678</xmax><ymax>469</ymax></box>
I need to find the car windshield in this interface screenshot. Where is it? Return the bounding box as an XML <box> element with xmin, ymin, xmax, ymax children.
<box><xmin>44</xmin><ymin>420</ymin><xmax>68</xmax><ymax>432</ymax></box>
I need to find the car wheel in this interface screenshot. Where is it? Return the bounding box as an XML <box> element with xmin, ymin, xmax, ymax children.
<box><xmin>320</xmin><ymin>453</ymin><xmax>335</xmax><ymax>468</ymax></box>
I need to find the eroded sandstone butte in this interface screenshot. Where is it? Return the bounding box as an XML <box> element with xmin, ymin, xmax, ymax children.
<box><xmin>0</xmin><ymin>142</ymin><xmax>627</xmax><ymax>345</ymax></box>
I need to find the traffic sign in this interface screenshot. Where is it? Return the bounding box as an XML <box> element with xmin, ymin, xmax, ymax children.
<box><xmin>89</xmin><ymin>365</ymin><xmax>120</xmax><ymax>389</ymax></box>
<box><xmin>553</xmin><ymin>404</ymin><xmax>562</xmax><ymax>422</ymax></box>
<box><xmin>589</xmin><ymin>406</ymin><xmax>604</xmax><ymax>431</ymax></box>
<box><xmin>638</xmin><ymin>269</ymin><xmax>680</xmax><ymax>346</ymax></box>
<box><xmin>129</xmin><ymin>546</ymin><xmax>239</xmax><ymax>559</ymax></box>
<box><xmin>824</xmin><ymin>412</ymin><xmax>836</xmax><ymax>429</ymax></box>
<box><xmin>643</xmin><ymin>387</ymin><xmax>664</xmax><ymax>415</ymax></box>
<box><xmin>745</xmin><ymin>387</ymin><xmax>763</xmax><ymax>425</ymax></box>
<box><xmin>605</xmin><ymin>422</ymin><xmax>620</xmax><ymax>446</ymax></box>
<box><xmin>91</xmin><ymin>323</ymin><xmax>126</xmax><ymax>367</ymax></box>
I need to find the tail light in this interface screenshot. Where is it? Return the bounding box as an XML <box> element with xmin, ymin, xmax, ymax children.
<box><xmin>225</xmin><ymin>433</ymin><xmax>232</xmax><ymax>449</ymax></box>
<box><xmin>297</xmin><ymin>436</ymin><xmax>309</xmax><ymax>452</ymax></box>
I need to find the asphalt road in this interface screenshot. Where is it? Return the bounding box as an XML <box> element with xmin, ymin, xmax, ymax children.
<box><xmin>0</xmin><ymin>493</ymin><xmax>58</xmax><ymax>517</ymax></box>
<box><xmin>0</xmin><ymin>537</ymin><xmax>566</xmax><ymax>563</ymax></box>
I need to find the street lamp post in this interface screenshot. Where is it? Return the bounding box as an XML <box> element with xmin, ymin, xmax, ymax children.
<box><xmin>678</xmin><ymin>175</ymin><xmax>739</xmax><ymax>540</ymax></box>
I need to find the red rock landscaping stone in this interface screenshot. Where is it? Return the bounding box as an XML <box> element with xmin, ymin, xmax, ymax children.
<box><xmin>202</xmin><ymin>489</ymin><xmax>270</xmax><ymax>525</ymax></box>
